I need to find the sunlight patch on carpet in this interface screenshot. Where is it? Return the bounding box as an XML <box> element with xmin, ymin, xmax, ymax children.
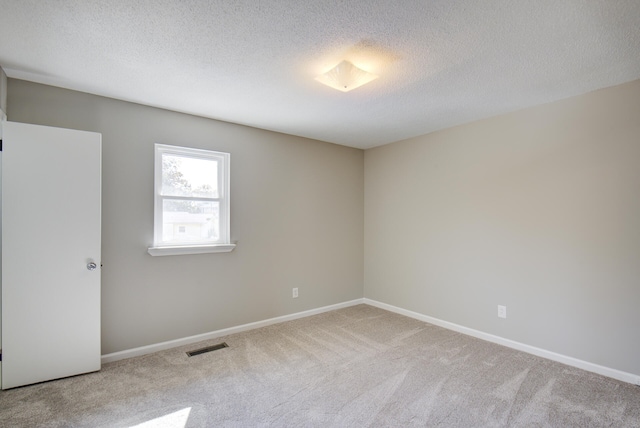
<box><xmin>129</xmin><ymin>407</ymin><xmax>191</xmax><ymax>428</ymax></box>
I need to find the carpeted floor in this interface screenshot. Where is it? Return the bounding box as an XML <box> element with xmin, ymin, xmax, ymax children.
<box><xmin>1</xmin><ymin>304</ymin><xmax>639</xmax><ymax>427</ymax></box>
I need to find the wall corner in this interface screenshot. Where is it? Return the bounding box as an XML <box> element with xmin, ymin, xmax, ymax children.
<box><xmin>0</xmin><ymin>66</ymin><xmax>7</xmax><ymax>120</ymax></box>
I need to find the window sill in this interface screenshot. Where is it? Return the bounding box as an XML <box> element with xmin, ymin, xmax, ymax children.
<box><xmin>147</xmin><ymin>243</ymin><xmax>236</xmax><ymax>256</ymax></box>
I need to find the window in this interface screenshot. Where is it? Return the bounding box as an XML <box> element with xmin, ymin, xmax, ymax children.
<box><xmin>148</xmin><ymin>144</ymin><xmax>235</xmax><ymax>256</ymax></box>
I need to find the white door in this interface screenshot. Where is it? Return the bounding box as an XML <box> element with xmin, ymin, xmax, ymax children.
<box><xmin>1</xmin><ymin>121</ymin><xmax>101</xmax><ymax>389</ymax></box>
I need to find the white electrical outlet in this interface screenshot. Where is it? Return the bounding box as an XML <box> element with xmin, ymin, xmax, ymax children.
<box><xmin>292</xmin><ymin>288</ymin><xmax>298</xmax><ymax>298</ymax></box>
<box><xmin>498</xmin><ymin>305</ymin><xmax>507</xmax><ymax>319</ymax></box>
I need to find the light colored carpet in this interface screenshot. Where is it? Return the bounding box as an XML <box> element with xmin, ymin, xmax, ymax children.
<box><xmin>1</xmin><ymin>304</ymin><xmax>639</xmax><ymax>427</ymax></box>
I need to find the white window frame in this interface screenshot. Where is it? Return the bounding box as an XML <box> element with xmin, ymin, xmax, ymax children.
<box><xmin>148</xmin><ymin>144</ymin><xmax>235</xmax><ymax>256</ymax></box>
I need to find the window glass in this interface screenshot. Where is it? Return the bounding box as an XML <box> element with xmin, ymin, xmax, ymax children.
<box><xmin>161</xmin><ymin>154</ymin><xmax>219</xmax><ymax>198</ymax></box>
<box><xmin>152</xmin><ymin>144</ymin><xmax>230</xmax><ymax>249</ymax></box>
<box><xmin>161</xmin><ymin>200</ymin><xmax>219</xmax><ymax>243</ymax></box>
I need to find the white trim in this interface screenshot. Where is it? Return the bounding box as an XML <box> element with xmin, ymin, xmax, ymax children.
<box><xmin>364</xmin><ymin>298</ymin><xmax>640</xmax><ymax>386</ymax></box>
<box><xmin>101</xmin><ymin>298</ymin><xmax>365</xmax><ymax>364</ymax></box>
<box><xmin>147</xmin><ymin>243</ymin><xmax>236</xmax><ymax>256</ymax></box>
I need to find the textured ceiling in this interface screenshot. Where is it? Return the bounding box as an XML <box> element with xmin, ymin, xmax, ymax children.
<box><xmin>1</xmin><ymin>1</ymin><xmax>640</xmax><ymax>149</ymax></box>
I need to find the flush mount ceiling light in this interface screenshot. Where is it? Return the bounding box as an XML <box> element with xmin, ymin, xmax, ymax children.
<box><xmin>315</xmin><ymin>60</ymin><xmax>379</xmax><ymax>92</ymax></box>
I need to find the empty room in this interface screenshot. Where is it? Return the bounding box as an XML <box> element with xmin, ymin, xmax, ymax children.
<box><xmin>1</xmin><ymin>1</ymin><xmax>639</xmax><ymax>427</ymax></box>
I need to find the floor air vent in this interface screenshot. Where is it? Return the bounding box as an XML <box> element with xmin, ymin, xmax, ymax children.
<box><xmin>187</xmin><ymin>342</ymin><xmax>229</xmax><ymax>357</ymax></box>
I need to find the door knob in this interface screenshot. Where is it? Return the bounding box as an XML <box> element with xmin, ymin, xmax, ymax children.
<box><xmin>87</xmin><ymin>262</ymin><xmax>97</xmax><ymax>271</ymax></box>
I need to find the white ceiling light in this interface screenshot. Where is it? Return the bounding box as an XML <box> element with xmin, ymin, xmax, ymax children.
<box><xmin>315</xmin><ymin>60</ymin><xmax>379</xmax><ymax>92</ymax></box>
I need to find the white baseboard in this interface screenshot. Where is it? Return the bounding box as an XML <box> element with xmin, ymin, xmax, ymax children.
<box><xmin>101</xmin><ymin>298</ymin><xmax>365</xmax><ymax>364</ymax></box>
<box><xmin>364</xmin><ymin>298</ymin><xmax>640</xmax><ymax>386</ymax></box>
<box><xmin>101</xmin><ymin>296</ymin><xmax>640</xmax><ymax>386</ymax></box>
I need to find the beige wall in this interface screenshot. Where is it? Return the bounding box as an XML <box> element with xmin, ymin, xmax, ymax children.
<box><xmin>365</xmin><ymin>79</ymin><xmax>640</xmax><ymax>375</ymax></box>
<box><xmin>7</xmin><ymin>75</ymin><xmax>639</xmax><ymax>377</ymax></box>
<box><xmin>7</xmin><ymin>79</ymin><xmax>364</xmax><ymax>355</ymax></box>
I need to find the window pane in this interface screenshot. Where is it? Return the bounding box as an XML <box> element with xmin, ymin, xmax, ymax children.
<box><xmin>162</xmin><ymin>199</ymin><xmax>220</xmax><ymax>243</ymax></box>
<box><xmin>162</xmin><ymin>154</ymin><xmax>218</xmax><ymax>198</ymax></box>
